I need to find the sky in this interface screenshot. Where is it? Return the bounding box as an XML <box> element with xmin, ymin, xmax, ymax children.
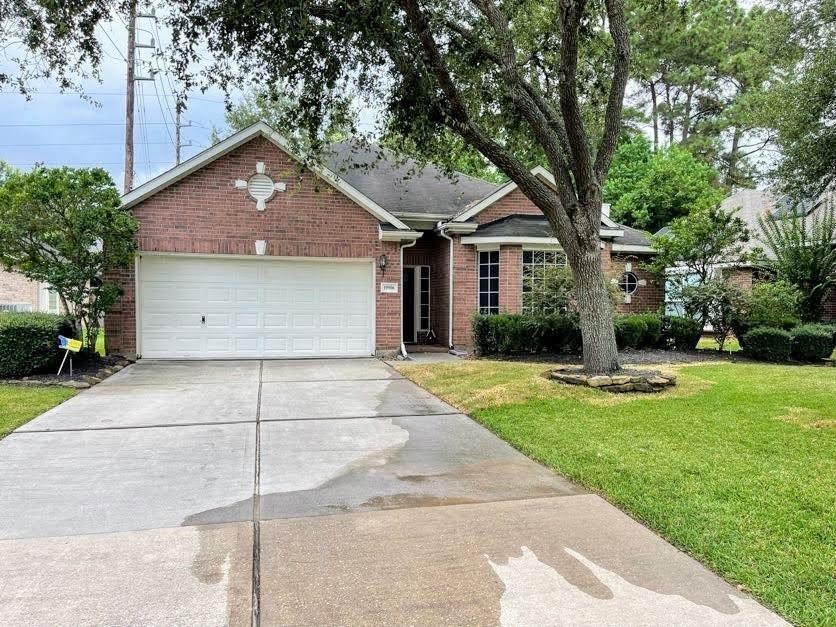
<box><xmin>0</xmin><ymin>15</ymin><xmax>232</xmax><ymax>191</ymax></box>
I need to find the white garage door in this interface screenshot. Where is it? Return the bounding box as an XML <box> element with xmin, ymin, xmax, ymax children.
<box><xmin>138</xmin><ymin>255</ymin><xmax>374</xmax><ymax>359</ymax></box>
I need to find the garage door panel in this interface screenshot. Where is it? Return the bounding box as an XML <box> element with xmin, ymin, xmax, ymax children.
<box><xmin>234</xmin><ymin>313</ymin><xmax>259</xmax><ymax>328</ymax></box>
<box><xmin>139</xmin><ymin>257</ymin><xmax>374</xmax><ymax>359</ymax></box>
<box><xmin>264</xmin><ymin>314</ymin><xmax>289</xmax><ymax>329</ymax></box>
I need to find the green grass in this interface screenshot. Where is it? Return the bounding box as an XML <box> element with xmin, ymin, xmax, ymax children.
<box><xmin>0</xmin><ymin>385</ymin><xmax>75</xmax><ymax>439</ymax></box>
<box><xmin>697</xmin><ymin>336</ymin><xmax>740</xmax><ymax>352</ymax></box>
<box><xmin>396</xmin><ymin>359</ymin><xmax>836</xmax><ymax>626</ymax></box>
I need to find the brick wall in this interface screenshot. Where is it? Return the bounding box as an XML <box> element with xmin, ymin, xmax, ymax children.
<box><xmin>605</xmin><ymin>249</ymin><xmax>664</xmax><ymax>314</ymax></box>
<box><xmin>721</xmin><ymin>267</ymin><xmax>755</xmax><ymax>291</ymax></box>
<box><xmin>451</xmin><ymin>236</ymin><xmax>478</xmax><ymax>347</ymax></box>
<box><xmin>0</xmin><ymin>270</ymin><xmax>39</xmax><ymax>309</ymax></box>
<box><xmin>474</xmin><ymin>188</ymin><xmax>543</xmax><ymax>225</ymax></box>
<box><xmin>499</xmin><ymin>246</ymin><xmax>522</xmax><ymax>312</ymax></box>
<box><xmin>823</xmin><ymin>287</ymin><xmax>836</xmax><ymax>321</ymax></box>
<box><xmin>105</xmin><ymin>135</ymin><xmax>402</xmax><ymax>354</ymax></box>
<box><xmin>450</xmin><ymin>241</ymin><xmax>663</xmax><ymax>348</ymax></box>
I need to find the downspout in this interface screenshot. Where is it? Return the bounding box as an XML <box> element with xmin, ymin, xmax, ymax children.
<box><xmin>399</xmin><ymin>238</ymin><xmax>418</xmax><ymax>358</ymax></box>
<box><xmin>437</xmin><ymin>223</ymin><xmax>455</xmax><ymax>350</ymax></box>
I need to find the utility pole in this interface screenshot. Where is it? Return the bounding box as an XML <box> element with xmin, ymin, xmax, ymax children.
<box><xmin>123</xmin><ymin>0</ymin><xmax>137</xmax><ymax>194</ymax></box>
<box><xmin>175</xmin><ymin>106</ymin><xmax>181</xmax><ymax>166</ymax></box>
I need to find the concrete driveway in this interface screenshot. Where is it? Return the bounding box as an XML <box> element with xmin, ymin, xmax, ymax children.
<box><xmin>0</xmin><ymin>358</ymin><xmax>785</xmax><ymax>625</ymax></box>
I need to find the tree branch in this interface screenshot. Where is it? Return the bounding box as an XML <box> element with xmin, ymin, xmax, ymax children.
<box><xmin>593</xmin><ymin>0</ymin><xmax>630</xmax><ymax>182</ymax></box>
<box><xmin>558</xmin><ymin>0</ymin><xmax>596</xmax><ymax>200</ymax></box>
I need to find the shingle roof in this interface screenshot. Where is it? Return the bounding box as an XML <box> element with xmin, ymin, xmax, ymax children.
<box><xmin>325</xmin><ymin>141</ymin><xmax>498</xmax><ymax>217</ymax></box>
<box><xmin>472</xmin><ymin>214</ymin><xmax>652</xmax><ymax>247</ymax></box>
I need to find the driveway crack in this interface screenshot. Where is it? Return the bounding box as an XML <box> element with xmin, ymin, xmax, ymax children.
<box><xmin>251</xmin><ymin>360</ymin><xmax>263</xmax><ymax>627</ymax></box>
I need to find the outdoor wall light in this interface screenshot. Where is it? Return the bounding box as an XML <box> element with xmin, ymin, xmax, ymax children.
<box><xmin>378</xmin><ymin>254</ymin><xmax>388</xmax><ymax>273</ymax></box>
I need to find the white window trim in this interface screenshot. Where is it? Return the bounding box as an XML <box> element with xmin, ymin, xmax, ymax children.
<box><xmin>522</xmin><ymin>249</ymin><xmax>568</xmax><ymax>314</ymax></box>
<box><xmin>403</xmin><ymin>264</ymin><xmax>431</xmax><ymax>341</ymax></box>
<box><xmin>477</xmin><ymin>249</ymin><xmax>500</xmax><ymax>315</ymax></box>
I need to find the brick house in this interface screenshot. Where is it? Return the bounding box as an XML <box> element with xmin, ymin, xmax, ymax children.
<box><xmin>105</xmin><ymin>121</ymin><xmax>661</xmax><ymax>359</ymax></box>
<box><xmin>658</xmin><ymin>188</ymin><xmax>835</xmax><ymax>321</ymax></box>
<box><xmin>0</xmin><ymin>270</ymin><xmax>60</xmax><ymax>313</ymax></box>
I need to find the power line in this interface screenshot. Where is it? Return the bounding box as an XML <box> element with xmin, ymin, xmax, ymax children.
<box><xmin>0</xmin><ymin>141</ymin><xmax>181</xmax><ymax>146</ymax></box>
<box><xmin>97</xmin><ymin>24</ymin><xmax>127</xmax><ymax>62</ymax></box>
<box><xmin>6</xmin><ymin>161</ymin><xmax>175</xmax><ymax>166</ymax></box>
<box><xmin>0</xmin><ymin>122</ymin><xmax>180</xmax><ymax>127</ymax></box>
<box><xmin>0</xmin><ymin>91</ymin><xmax>224</xmax><ymax>103</ymax></box>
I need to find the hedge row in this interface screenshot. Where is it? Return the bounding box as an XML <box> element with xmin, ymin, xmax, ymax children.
<box><xmin>472</xmin><ymin>312</ymin><xmax>701</xmax><ymax>355</ymax></box>
<box><xmin>0</xmin><ymin>312</ymin><xmax>75</xmax><ymax>378</ymax></box>
<box><xmin>742</xmin><ymin>324</ymin><xmax>835</xmax><ymax>363</ymax></box>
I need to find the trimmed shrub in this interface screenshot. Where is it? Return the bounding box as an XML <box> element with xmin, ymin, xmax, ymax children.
<box><xmin>614</xmin><ymin>315</ymin><xmax>645</xmax><ymax>349</ymax></box>
<box><xmin>472</xmin><ymin>314</ymin><xmax>498</xmax><ymax>355</ymax></box>
<box><xmin>790</xmin><ymin>324</ymin><xmax>834</xmax><ymax>362</ymax></box>
<box><xmin>529</xmin><ymin>313</ymin><xmax>582</xmax><ymax>354</ymax></box>
<box><xmin>743</xmin><ymin>326</ymin><xmax>792</xmax><ymax>362</ymax></box>
<box><xmin>472</xmin><ymin>313</ymin><xmax>581</xmax><ymax>355</ymax></box>
<box><xmin>663</xmin><ymin>315</ymin><xmax>702</xmax><ymax>350</ymax></box>
<box><xmin>731</xmin><ymin>280</ymin><xmax>801</xmax><ymax>349</ymax></box>
<box><xmin>635</xmin><ymin>312</ymin><xmax>662</xmax><ymax>348</ymax></box>
<box><xmin>0</xmin><ymin>312</ymin><xmax>75</xmax><ymax>378</ymax></box>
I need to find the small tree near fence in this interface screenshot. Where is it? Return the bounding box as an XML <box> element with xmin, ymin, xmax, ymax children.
<box><xmin>758</xmin><ymin>201</ymin><xmax>836</xmax><ymax>321</ymax></box>
<box><xmin>0</xmin><ymin>166</ymin><xmax>138</xmax><ymax>355</ymax></box>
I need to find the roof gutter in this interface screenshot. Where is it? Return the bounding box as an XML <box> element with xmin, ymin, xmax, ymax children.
<box><xmin>437</xmin><ymin>223</ymin><xmax>455</xmax><ymax>350</ymax></box>
<box><xmin>399</xmin><ymin>238</ymin><xmax>419</xmax><ymax>359</ymax></box>
<box><xmin>378</xmin><ymin>225</ymin><xmax>423</xmax><ymax>242</ymax></box>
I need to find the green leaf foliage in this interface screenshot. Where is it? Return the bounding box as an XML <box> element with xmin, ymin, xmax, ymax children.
<box><xmin>0</xmin><ymin>167</ymin><xmax>138</xmax><ymax>353</ymax></box>
<box><xmin>605</xmin><ymin>136</ymin><xmax>725</xmax><ymax>231</ymax></box>
<box><xmin>648</xmin><ymin>204</ymin><xmax>752</xmax><ymax>307</ymax></box>
<box><xmin>758</xmin><ymin>201</ymin><xmax>836</xmax><ymax>321</ymax></box>
<box><xmin>790</xmin><ymin>324</ymin><xmax>835</xmax><ymax>362</ymax></box>
<box><xmin>742</xmin><ymin>326</ymin><xmax>792</xmax><ymax>362</ymax></box>
<box><xmin>0</xmin><ymin>312</ymin><xmax>74</xmax><ymax>378</ymax></box>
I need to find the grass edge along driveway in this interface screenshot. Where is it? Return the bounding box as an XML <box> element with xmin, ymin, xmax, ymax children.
<box><xmin>394</xmin><ymin>359</ymin><xmax>835</xmax><ymax>627</ymax></box>
<box><xmin>0</xmin><ymin>385</ymin><xmax>75</xmax><ymax>439</ymax></box>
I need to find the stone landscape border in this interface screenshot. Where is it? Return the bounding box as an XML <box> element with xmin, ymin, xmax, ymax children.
<box><xmin>0</xmin><ymin>355</ymin><xmax>136</xmax><ymax>390</ymax></box>
<box><xmin>549</xmin><ymin>364</ymin><xmax>676</xmax><ymax>393</ymax></box>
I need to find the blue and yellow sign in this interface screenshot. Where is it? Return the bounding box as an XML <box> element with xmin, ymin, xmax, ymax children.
<box><xmin>58</xmin><ymin>335</ymin><xmax>82</xmax><ymax>353</ymax></box>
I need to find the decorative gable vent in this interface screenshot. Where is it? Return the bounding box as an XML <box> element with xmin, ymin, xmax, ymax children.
<box><xmin>234</xmin><ymin>161</ymin><xmax>287</xmax><ymax>210</ymax></box>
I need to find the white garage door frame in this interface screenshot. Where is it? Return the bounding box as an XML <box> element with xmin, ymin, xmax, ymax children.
<box><xmin>135</xmin><ymin>252</ymin><xmax>377</xmax><ymax>359</ymax></box>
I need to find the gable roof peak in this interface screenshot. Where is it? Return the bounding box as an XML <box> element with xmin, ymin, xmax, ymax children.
<box><xmin>120</xmin><ymin>121</ymin><xmax>410</xmax><ymax>230</ymax></box>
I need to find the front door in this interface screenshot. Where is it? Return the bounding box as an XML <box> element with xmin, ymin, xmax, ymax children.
<box><xmin>402</xmin><ymin>267</ymin><xmax>416</xmax><ymax>343</ymax></box>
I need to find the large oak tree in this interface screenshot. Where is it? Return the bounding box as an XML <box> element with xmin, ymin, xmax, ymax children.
<box><xmin>169</xmin><ymin>0</ymin><xmax>631</xmax><ymax>372</ymax></box>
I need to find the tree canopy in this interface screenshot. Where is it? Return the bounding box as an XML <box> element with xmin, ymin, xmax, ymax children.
<box><xmin>757</xmin><ymin>0</ymin><xmax>836</xmax><ymax>198</ymax></box>
<box><xmin>604</xmin><ymin>135</ymin><xmax>724</xmax><ymax>232</ymax></box>
<box><xmin>626</xmin><ymin>0</ymin><xmax>797</xmax><ymax>187</ymax></box>
<box><xmin>0</xmin><ymin>166</ymin><xmax>137</xmax><ymax>352</ymax></box>
<box><xmin>0</xmin><ymin>0</ymin><xmax>116</xmax><ymax>95</ymax></box>
<box><xmin>758</xmin><ymin>202</ymin><xmax>836</xmax><ymax>321</ymax></box>
<box><xmin>168</xmin><ymin>0</ymin><xmax>633</xmax><ymax>373</ymax></box>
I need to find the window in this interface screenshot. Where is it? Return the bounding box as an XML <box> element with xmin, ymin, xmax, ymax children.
<box><xmin>478</xmin><ymin>250</ymin><xmax>499</xmax><ymax>314</ymax></box>
<box><xmin>618</xmin><ymin>271</ymin><xmax>639</xmax><ymax>295</ymax></box>
<box><xmin>419</xmin><ymin>266</ymin><xmax>430</xmax><ymax>331</ymax></box>
<box><xmin>522</xmin><ymin>249</ymin><xmax>567</xmax><ymax>313</ymax></box>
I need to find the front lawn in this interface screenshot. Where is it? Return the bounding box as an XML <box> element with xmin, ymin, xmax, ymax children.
<box><xmin>395</xmin><ymin>360</ymin><xmax>835</xmax><ymax>626</ymax></box>
<box><xmin>0</xmin><ymin>385</ymin><xmax>74</xmax><ymax>439</ymax></box>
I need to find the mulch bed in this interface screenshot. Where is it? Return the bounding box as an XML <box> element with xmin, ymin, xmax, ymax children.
<box><xmin>481</xmin><ymin>348</ymin><xmax>736</xmax><ymax>366</ymax></box>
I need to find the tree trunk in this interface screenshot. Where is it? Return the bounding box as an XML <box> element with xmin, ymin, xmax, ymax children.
<box><xmin>727</xmin><ymin>126</ymin><xmax>741</xmax><ymax>187</ymax></box>
<box><xmin>650</xmin><ymin>81</ymin><xmax>659</xmax><ymax>151</ymax></box>
<box><xmin>561</xmin><ymin>209</ymin><xmax>620</xmax><ymax>373</ymax></box>
<box><xmin>682</xmin><ymin>86</ymin><xmax>693</xmax><ymax>142</ymax></box>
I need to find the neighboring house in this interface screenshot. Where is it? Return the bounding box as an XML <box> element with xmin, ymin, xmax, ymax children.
<box><xmin>105</xmin><ymin>121</ymin><xmax>661</xmax><ymax>359</ymax></box>
<box><xmin>0</xmin><ymin>270</ymin><xmax>60</xmax><ymax>313</ymax></box>
<box><xmin>657</xmin><ymin>188</ymin><xmax>835</xmax><ymax>320</ymax></box>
